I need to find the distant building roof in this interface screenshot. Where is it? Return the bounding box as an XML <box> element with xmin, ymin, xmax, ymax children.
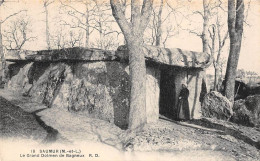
<box><xmin>6</xmin><ymin>45</ymin><xmax>212</xmax><ymax>69</ymax></box>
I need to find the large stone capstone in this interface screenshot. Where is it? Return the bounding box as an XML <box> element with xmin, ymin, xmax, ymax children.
<box><xmin>5</xmin><ymin>48</ymin><xmax>117</xmax><ymax>62</ymax></box>
<box><xmin>202</xmin><ymin>91</ymin><xmax>233</xmax><ymax>120</ymax></box>
<box><xmin>6</xmin><ymin>46</ymin><xmax>212</xmax><ymax>69</ymax></box>
<box><xmin>116</xmin><ymin>45</ymin><xmax>212</xmax><ymax>68</ymax></box>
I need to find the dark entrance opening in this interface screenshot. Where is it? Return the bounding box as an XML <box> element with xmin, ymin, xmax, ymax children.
<box><xmin>159</xmin><ymin>67</ymin><xmax>177</xmax><ymax>120</ymax></box>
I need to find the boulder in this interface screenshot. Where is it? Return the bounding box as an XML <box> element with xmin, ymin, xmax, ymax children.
<box><xmin>231</xmin><ymin>100</ymin><xmax>254</xmax><ymax>127</ymax></box>
<box><xmin>231</xmin><ymin>95</ymin><xmax>260</xmax><ymax>127</ymax></box>
<box><xmin>202</xmin><ymin>91</ymin><xmax>233</xmax><ymax>120</ymax></box>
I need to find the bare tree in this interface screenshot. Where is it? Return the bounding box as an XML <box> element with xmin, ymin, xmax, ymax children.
<box><xmin>246</xmin><ymin>70</ymin><xmax>257</xmax><ymax>83</ymax></box>
<box><xmin>50</xmin><ymin>25</ymin><xmax>84</xmax><ymax>49</ymax></box>
<box><xmin>43</xmin><ymin>0</ymin><xmax>53</xmax><ymax>50</ymax></box>
<box><xmin>91</xmin><ymin>34</ymin><xmax>119</xmax><ymax>50</ymax></box>
<box><xmin>67</xmin><ymin>30</ymin><xmax>84</xmax><ymax>47</ymax></box>
<box><xmin>60</xmin><ymin>0</ymin><xmax>93</xmax><ymax>48</ymax></box>
<box><xmin>185</xmin><ymin>0</ymin><xmax>228</xmax><ymax>94</ymax></box>
<box><xmin>145</xmin><ymin>0</ymin><xmax>164</xmax><ymax>46</ymax></box>
<box><xmin>50</xmin><ymin>25</ymin><xmax>67</xmax><ymax>49</ymax></box>
<box><xmin>208</xmin><ymin>11</ymin><xmax>229</xmax><ymax>91</ymax></box>
<box><xmin>0</xmin><ymin>1</ymin><xmax>5</xmax><ymax>71</ymax></box>
<box><xmin>3</xmin><ymin>15</ymin><xmax>36</xmax><ymax>50</ymax></box>
<box><xmin>0</xmin><ymin>0</ymin><xmax>26</xmax><ymax>77</ymax></box>
<box><xmin>186</xmin><ymin>0</ymin><xmax>211</xmax><ymax>53</ymax></box>
<box><xmin>218</xmin><ymin>57</ymin><xmax>227</xmax><ymax>79</ymax></box>
<box><xmin>236</xmin><ymin>69</ymin><xmax>245</xmax><ymax>79</ymax></box>
<box><xmin>91</xmin><ymin>0</ymin><xmax>121</xmax><ymax>49</ymax></box>
<box><xmin>110</xmin><ymin>0</ymin><xmax>153</xmax><ymax>130</ymax></box>
<box><xmin>155</xmin><ymin>0</ymin><xmax>163</xmax><ymax>46</ymax></box>
<box><xmin>201</xmin><ymin>0</ymin><xmax>211</xmax><ymax>53</ymax></box>
<box><xmin>60</xmin><ymin>0</ymin><xmax>120</xmax><ymax>49</ymax></box>
<box><xmin>145</xmin><ymin>0</ymin><xmax>181</xmax><ymax>47</ymax></box>
<box><xmin>224</xmin><ymin>0</ymin><xmax>244</xmax><ymax>102</ymax></box>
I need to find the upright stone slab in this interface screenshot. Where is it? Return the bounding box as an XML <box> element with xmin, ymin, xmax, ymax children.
<box><xmin>146</xmin><ymin>66</ymin><xmax>160</xmax><ymax>123</ymax></box>
<box><xmin>7</xmin><ymin>62</ymin><xmax>34</xmax><ymax>93</ymax></box>
<box><xmin>29</xmin><ymin>63</ymin><xmax>67</xmax><ymax>107</ymax></box>
<box><xmin>51</xmin><ymin>61</ymin><xmax>130</xmax><ymax>129</ymax></box>
<box><xmin>187</xmin><ymin>69</ymin><xmax>203</xmax><ymax>119</ymax></box>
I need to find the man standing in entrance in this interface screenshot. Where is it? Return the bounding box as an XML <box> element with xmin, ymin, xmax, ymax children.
<box><xmin>177</xmin><ymin>84</ymin><xmax>190</xmax><ymax>120</ymax></box>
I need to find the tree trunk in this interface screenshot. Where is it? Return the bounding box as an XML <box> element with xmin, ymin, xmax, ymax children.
<box><xmin>155</xmin><ymin>0</ymin><xmax>163</xmax><ymax>46</ymax></box>
<box><xmin>224</xmin><ymin>34</ymin><xmax>242</xmax><ymax>101</ymax></box>
<box><xmin>202</xmin><ymin>0</ymin><xmax>210</xmax><ymax>53</ymax></box>
<box><xmin>85</xmin><ymin>3</ymin><xmax>89</xmax><ymax>48</ymax></box>
<box><xmin>99</xmin><ymin>22</ymin><xmax>103</xmax><ymax>48</ymax></box>
<box><xmin>110</xmin><ymin>0</ymin><xmax>152</xmax><ymax>130</ymax></box>
<box><xmin>0</xmin><ymin>22</ymin><xmax>5</xmax><ymax>72</ymax></box>
<box><xmin>224</xmin><ymin>0</ymin><xmax>244</xmax><ymax>102</ymax></box>
<box><xmin>200</xmin><ymin>0</ymin><xmax>210</xmax><ymax>94</ymax></box>
<box><xmin>44</xmin><ymin>4</ymin><xmax>51</xmax><ymax>50</ymax></box>
<box><xmin>214</xmin><ymin>67</ymin><xmax>219</xmax><ymax>91</ymax></box>
<box><xmin>0</xmin><ymin>4</ymin><xmax>3</xmax><ymax>79</ymax></box>
<box><xmin>127</xmin><ymin>38</ymin><xmax>146</xmax><ymax>129</ymax></box>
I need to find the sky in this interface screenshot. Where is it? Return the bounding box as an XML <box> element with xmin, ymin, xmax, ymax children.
<box><xmin>1</xmin><ymin>0</ymin><xmax>260</xmax><ymax>74</ymax></box>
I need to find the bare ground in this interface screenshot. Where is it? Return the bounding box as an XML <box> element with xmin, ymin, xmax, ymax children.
<box><xmin>0</xmin><ymin>89</ymin><xmax>259</xmax><ymax>161</ymax></box>
<box><xmin>123</xmin><ymin>117</ymin><xmax>260</xmax><ymax>160</ymax></box>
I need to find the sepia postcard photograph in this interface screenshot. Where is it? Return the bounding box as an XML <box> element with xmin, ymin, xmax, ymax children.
<box><xmin>0</xmin><ymin>0</ymin><xmax>259</xmax><ymax>160</ymax></box>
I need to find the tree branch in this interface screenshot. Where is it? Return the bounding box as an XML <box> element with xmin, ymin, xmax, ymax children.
<box><xmin>60</xmin><ymin>0</ymin><xmax>86</xmax><ymax>16</ymax></box>
<box><xmin>139</xmin><ymin>0</ymin><xmax>153</xmax><ymax>33</ymax></box>
<box><xmin>1</xmin><ymin>10</ymin><xmax>27</xmax><ymax>23</ymax></box>
<box><xmin>110</xmin><ymin>0</ymin><xmax>132</xmax><ymax>38</ymax></box>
